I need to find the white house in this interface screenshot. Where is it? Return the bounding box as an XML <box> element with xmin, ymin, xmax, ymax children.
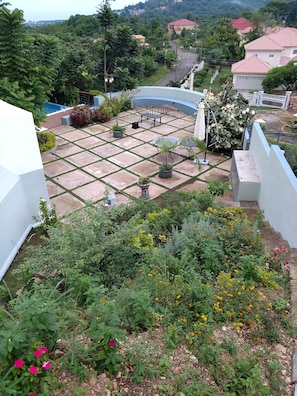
<box><xmin>0</xmin><ymin>101</ymin><xmax>49</xmax><ymax>280</ymax></box>
<box><xmin>232</xmin><ymin>27</ymin><xmax>297</xmax><ymax>91</ymax></box>
<box><xmin>231</xmin><ymin>56</ymin><xmax>272</xmax><ymax>90</ymax></box>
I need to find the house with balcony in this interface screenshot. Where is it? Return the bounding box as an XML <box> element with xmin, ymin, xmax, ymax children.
<box><xmin>231</xmin><ymin>27</ymin><xmax>297</xmax><ymax>91</ymax></box>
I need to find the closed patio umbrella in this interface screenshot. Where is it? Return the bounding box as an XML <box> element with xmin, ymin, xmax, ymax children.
<box><xmin>194</xmin><ymin>100</ymin><xmax>205</xmax><ymax>141</ymax></box>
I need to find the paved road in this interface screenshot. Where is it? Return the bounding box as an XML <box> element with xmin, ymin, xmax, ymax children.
<box><xmin>156</xmin><ymin>42</ymin><xmax>198</xmax><ymax>87</ymax></box>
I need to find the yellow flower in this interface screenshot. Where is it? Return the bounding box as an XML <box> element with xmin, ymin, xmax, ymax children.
<box><xmin>158</xmin><ymin>234</ymin><xmax>167</xmax><ymax>243</ymax></box>
<box><xmin>201</xmin><ymin>314</ymin><xmax>207</xmax><ymax>322</ymax></box>
<box><xmin>148</xmin><ymin>273</ymin><xmax>153</xmax><ymax>277</ymax></box>
<box><xmin>237</xmin><ymin>292</ymin><xmax>241</xmax><ymax>296</ymax></box>
<box><xmin>249</xmin><ymin>285</ymin><xmax>255</xmax><ymax>291</ymax></box>
<box><xmin>259</xmin><ymin>291</ymin><xmax>264</xmax><ymax>297</ymax></box>
<box><xmin>182</xmin><ymin>318</ymin><xmax>187</xmax><ymax>323</ymax></box>
<box><xmin>209</xmin><ymin>335</ymin><xmax>214</xmax><ymax>341</ymax></box>
<box><xmin>155</xmin><ymin>297</ymin><xmax>159</xmax><ymax>301</ymax></box>
<box><xmin>216</xmin><ymin>295</ymin><xmax>223</xmax><ymax>301</ymax></box>
<box><xmin>189</xmin><ymin>339</ymin><xmax>193</xmax><ymax>345</ymax></box>
<box><xmin>227</xmin><ymin>293</ymin><xmax>233</xmax><ymax>297</ymax></box>
<box><xmin>241</xmin><ymin>285</ymin><xmax>246</xmax><ymax>290</ymax></box>
<box><xmin>176</xmin><ymin>295</ymin><xmax>181</xmax><ymax>299</ymax></box>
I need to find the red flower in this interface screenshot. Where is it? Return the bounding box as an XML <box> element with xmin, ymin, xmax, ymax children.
<box><xmin>29</xmin><ymin>366</ymin><xmax>39</xmax><ymax>375</ymax></box>
<box><xmin>109</xmin><ymin>340</ymin><xmax>115</xmax><ymax>347</ymax></box>
<box><xmin>34</xmin><ymin>347</ymin><xmax>48</xmax><ymax>358</ymax></box>
<box><xmin>42</xmin><ymin>361</ymin><xmax>51</xmax><ymax>370</ymax></box>
<box><xmin>14</xmin><ymin>359</ymin><xmax>25</xmax><ymax>369</ymax></box>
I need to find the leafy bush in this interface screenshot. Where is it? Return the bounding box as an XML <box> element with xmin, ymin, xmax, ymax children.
<box><xmin>91</xmin><ymin>104</ymin><xmax>113</xmax><ymax>123</ymax></box>
<box><xmin>70</xmin><ymin>105</ymin><xmax>92</xmax><ymax>127</ymax></box>
<box><xmin>37</xmin><ymin>131</ymin><xmax>56</xmax><ymax>152</ymax></box>
<box><xmin>4</xmin><ymin>191</ymin><xmax>292</xmax><ymax>395</ymax></box>
<box><xmin>207</xmin><ymin>180</ymin><xmax>230</xmax><ymax>196</ymax></box>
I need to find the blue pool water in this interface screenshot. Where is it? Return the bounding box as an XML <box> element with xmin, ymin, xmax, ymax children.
<box><xmin>44</xmin><ymin>102</ymin><xmax>69</xmax><ymax>114</ymax></box>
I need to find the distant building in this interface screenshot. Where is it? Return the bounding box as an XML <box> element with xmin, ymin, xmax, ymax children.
<box><xmin>132</xmin><ymin>35</ymin><xmax>149</xmax><ymax>47</ymax></box>
<box><xmin>167</xmin><ymin>19</ymin><xmax>198</xmax><ymax>35</ymax></box>
<box><xmin>231</xmin><ymin>17</ymin><xmax>253</xmax><ymax>38</ymax></box>
<box><xmin>232</xmin><ymin>27</ymin><xmax>297</xmax><ymax>90</ymax></box>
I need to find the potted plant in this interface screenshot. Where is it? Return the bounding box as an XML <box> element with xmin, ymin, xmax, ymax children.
<box><xmin>159</xmin><ymin>163</ymin><xmax>174</xmax><ymax>178</ymax></box>
<box><xmin>137</xmin><ymin>177</ymin><xmax>151</xmax><ymax>198</ymax></box>
<box><xmin>112</xmin><ymin>124</ymin><xmax>125</xmax><ymax>138</ymax></box>
<box><xmin>155</xmin><ymin>137</ymin><xmax>179</xmax><ymax>178</ymax></box>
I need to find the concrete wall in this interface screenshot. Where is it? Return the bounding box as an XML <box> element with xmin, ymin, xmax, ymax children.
<box><xmin>250</xmin><ymin>123</ymin><xmax>297</xmax><ymax>248</ymax></box>
<box><xmin>0</xmin><ymin>101</ymin><xmax>49</xmax><ymax>280</ymax></box>
<box><xmin>131</xmin><ymin>86</ymin><xmax>204</xmax><ymax>115</ymax></box>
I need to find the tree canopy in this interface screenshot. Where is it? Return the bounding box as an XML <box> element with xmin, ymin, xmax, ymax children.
<box><xmin>0</xmin><ymin>7</ymin><xmax>59</xmax><ymax>125</ymax></box>
<box><xmin>262</xmin><ymin>60</ymin><xmax>297</xmax><ymax>91</ymax></box>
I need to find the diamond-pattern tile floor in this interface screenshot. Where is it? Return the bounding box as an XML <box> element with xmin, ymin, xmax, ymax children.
<box><xmin>42</xmin><ymin>108</ymin><xmax>233</xmax><ymax>216</ymax></box>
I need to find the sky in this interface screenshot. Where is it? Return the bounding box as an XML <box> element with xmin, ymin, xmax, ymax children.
<box><xmin>7</xmin><ymin>0</ymin><xmax>136</xmax><ymax>22</ymax></box>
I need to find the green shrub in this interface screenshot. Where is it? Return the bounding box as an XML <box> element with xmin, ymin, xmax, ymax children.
<box><xmin>37</xmin><ymin>131</ymin><xmax>56</xmax><ymax>152</ymax></box>
<box><xmin>91</xmin><ymin>104</ymin><xmax>113</xmax><ymax>123</ymax></box>
<box><xmin>207</xmin><ymin>180</ymin><xmax>230</xmax><ymax>196</ymax></box>
<box><xmin>116</xmin><ymin>288</ymin><xmax>155</xmax><ymax>332</ymax></box>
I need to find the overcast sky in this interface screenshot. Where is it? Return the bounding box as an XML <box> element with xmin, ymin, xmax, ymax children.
<box><xmin>7</xmin><ymin>0</ymin><xmax>136</xmax><ymax>22</ymax></box>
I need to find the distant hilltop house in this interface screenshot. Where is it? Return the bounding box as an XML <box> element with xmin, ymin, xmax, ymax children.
<box><xmin>167</xmin><ymin>19</ymin><xmax>198</xmax><ymax>35</ymax></box>
<box><xmin>132</xmin><ymin>34</ymin><xmax>149</xmax><ymax>47</ymax></box>
<box><xmin>231</xmin><ymin>17</ymin><xmax>253</xmax><ymax>38</ymax></box>
<box><xmin>231</xmin><ymin>27</ymin><xmax>297</xmax><ymax>91</ymax></box>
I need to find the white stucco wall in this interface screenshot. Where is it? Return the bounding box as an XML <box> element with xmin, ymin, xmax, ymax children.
<box><xmin>0</xmin><ymin>101</ymin><xmax>49</xmax><ymax>280</ymax></box>
<box><xmin>250</xmin><ymin>123</ymin><xmax>297</xmax><ymax>248</ymax></box>
<box><xmin>245</xmin><ymin>50</ymin><xmax>282</xmax><ymax>67</ymax></box>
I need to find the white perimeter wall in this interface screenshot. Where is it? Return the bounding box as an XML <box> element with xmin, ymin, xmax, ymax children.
<box><xmin>0</xmin><ymin>101</ymin><xmax>49</xmax><ymax>280</ymax></box>
<box><xmin>250</xmin><ymin>123</ymin><xmax>297</xmax><ymax>248</ymax></box>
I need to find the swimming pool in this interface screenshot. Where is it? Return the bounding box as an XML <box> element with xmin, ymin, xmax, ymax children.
<box><xmin>44</xmin><ymin>102</ymin><xmax>69</xmax><ymax>114</ymax></box>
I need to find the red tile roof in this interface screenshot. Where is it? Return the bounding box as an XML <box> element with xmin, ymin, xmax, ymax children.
<box><xmin>231</xmin><ymin>17</ymin><xmax>253</xmax><ymax>30</ymax></box>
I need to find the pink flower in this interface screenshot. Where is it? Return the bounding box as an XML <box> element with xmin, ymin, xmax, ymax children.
<box><xmin>285</xmin><ymin>265</ymin><xmax>290</xmax><ymax>272</ymax></box>
<box><xmin>282</xmin><ymin>248</ymin><xmax>288</xmax><ymax>253</ymax></box>
<box><xmin>29</xmin><ymin>366</ymin><xmax>39</xmax><ymax>375</ymax></box>
<box><xmin>109</xmin><ymin>340</ymin><xmax>115</xmax><ymax>347</ymax></box>
<box><xmin>265</xmin><ymin>263</ymin><xmax>269</xmax><ymax>268</ymax></box>
<box><xmin>34</xmin><ymin>347</ymin><xmax>48</xmax><ymax>358</ymax></box>
<box><xmin>42</xmin><ymin>361</ymin><xmax>51</xmax><ymax>370</ymax></box>
<box><xmin>274</xmin><ymin>247</ymin><xmax>281</xmax><ymax>254</ymax></box>
<box><xmin>28</xmin><ymin>393</ymin><xmax>37</xmax><ymax>396</ymax></box>
<box><xmin>14</xmin><ymin>359</ymin><xmax>25</xmax><ymax>368</ymax></box>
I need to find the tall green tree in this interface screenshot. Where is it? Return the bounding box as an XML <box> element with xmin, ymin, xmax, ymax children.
<box><xmin>0</xmin><ymin>7</ymin><xmax>59</xmax><ymax>125</ymax></box>
<box><xmin>203</xmin><ymin>17</ymin><xmax>243</xmax><ymax>62</ymax></box>
<box><xmin>97</xmin><ymin>0</ymin><xmax>114</xmax><ymax>92</ymax></box>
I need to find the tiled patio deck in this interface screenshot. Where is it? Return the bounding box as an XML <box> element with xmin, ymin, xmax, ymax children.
<box><xmin>42</xmin><ymin>107</ymin><xmax>234</xmax><ymax>217</ymax></box>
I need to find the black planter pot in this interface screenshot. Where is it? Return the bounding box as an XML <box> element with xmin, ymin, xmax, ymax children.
<box><xmin>159</xmin><ymin>168</ymin><xmax>173</xmax><ymax>178</ymax></box>
<box><xmin>113</xmin><ymin>130</ymin><xmax>124</xmax><ymax>138</ymax></box>
<box><xmin>137</xmin><ymin>183</ymin><xmax>150</xmax><ymax>198</ymax></box>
